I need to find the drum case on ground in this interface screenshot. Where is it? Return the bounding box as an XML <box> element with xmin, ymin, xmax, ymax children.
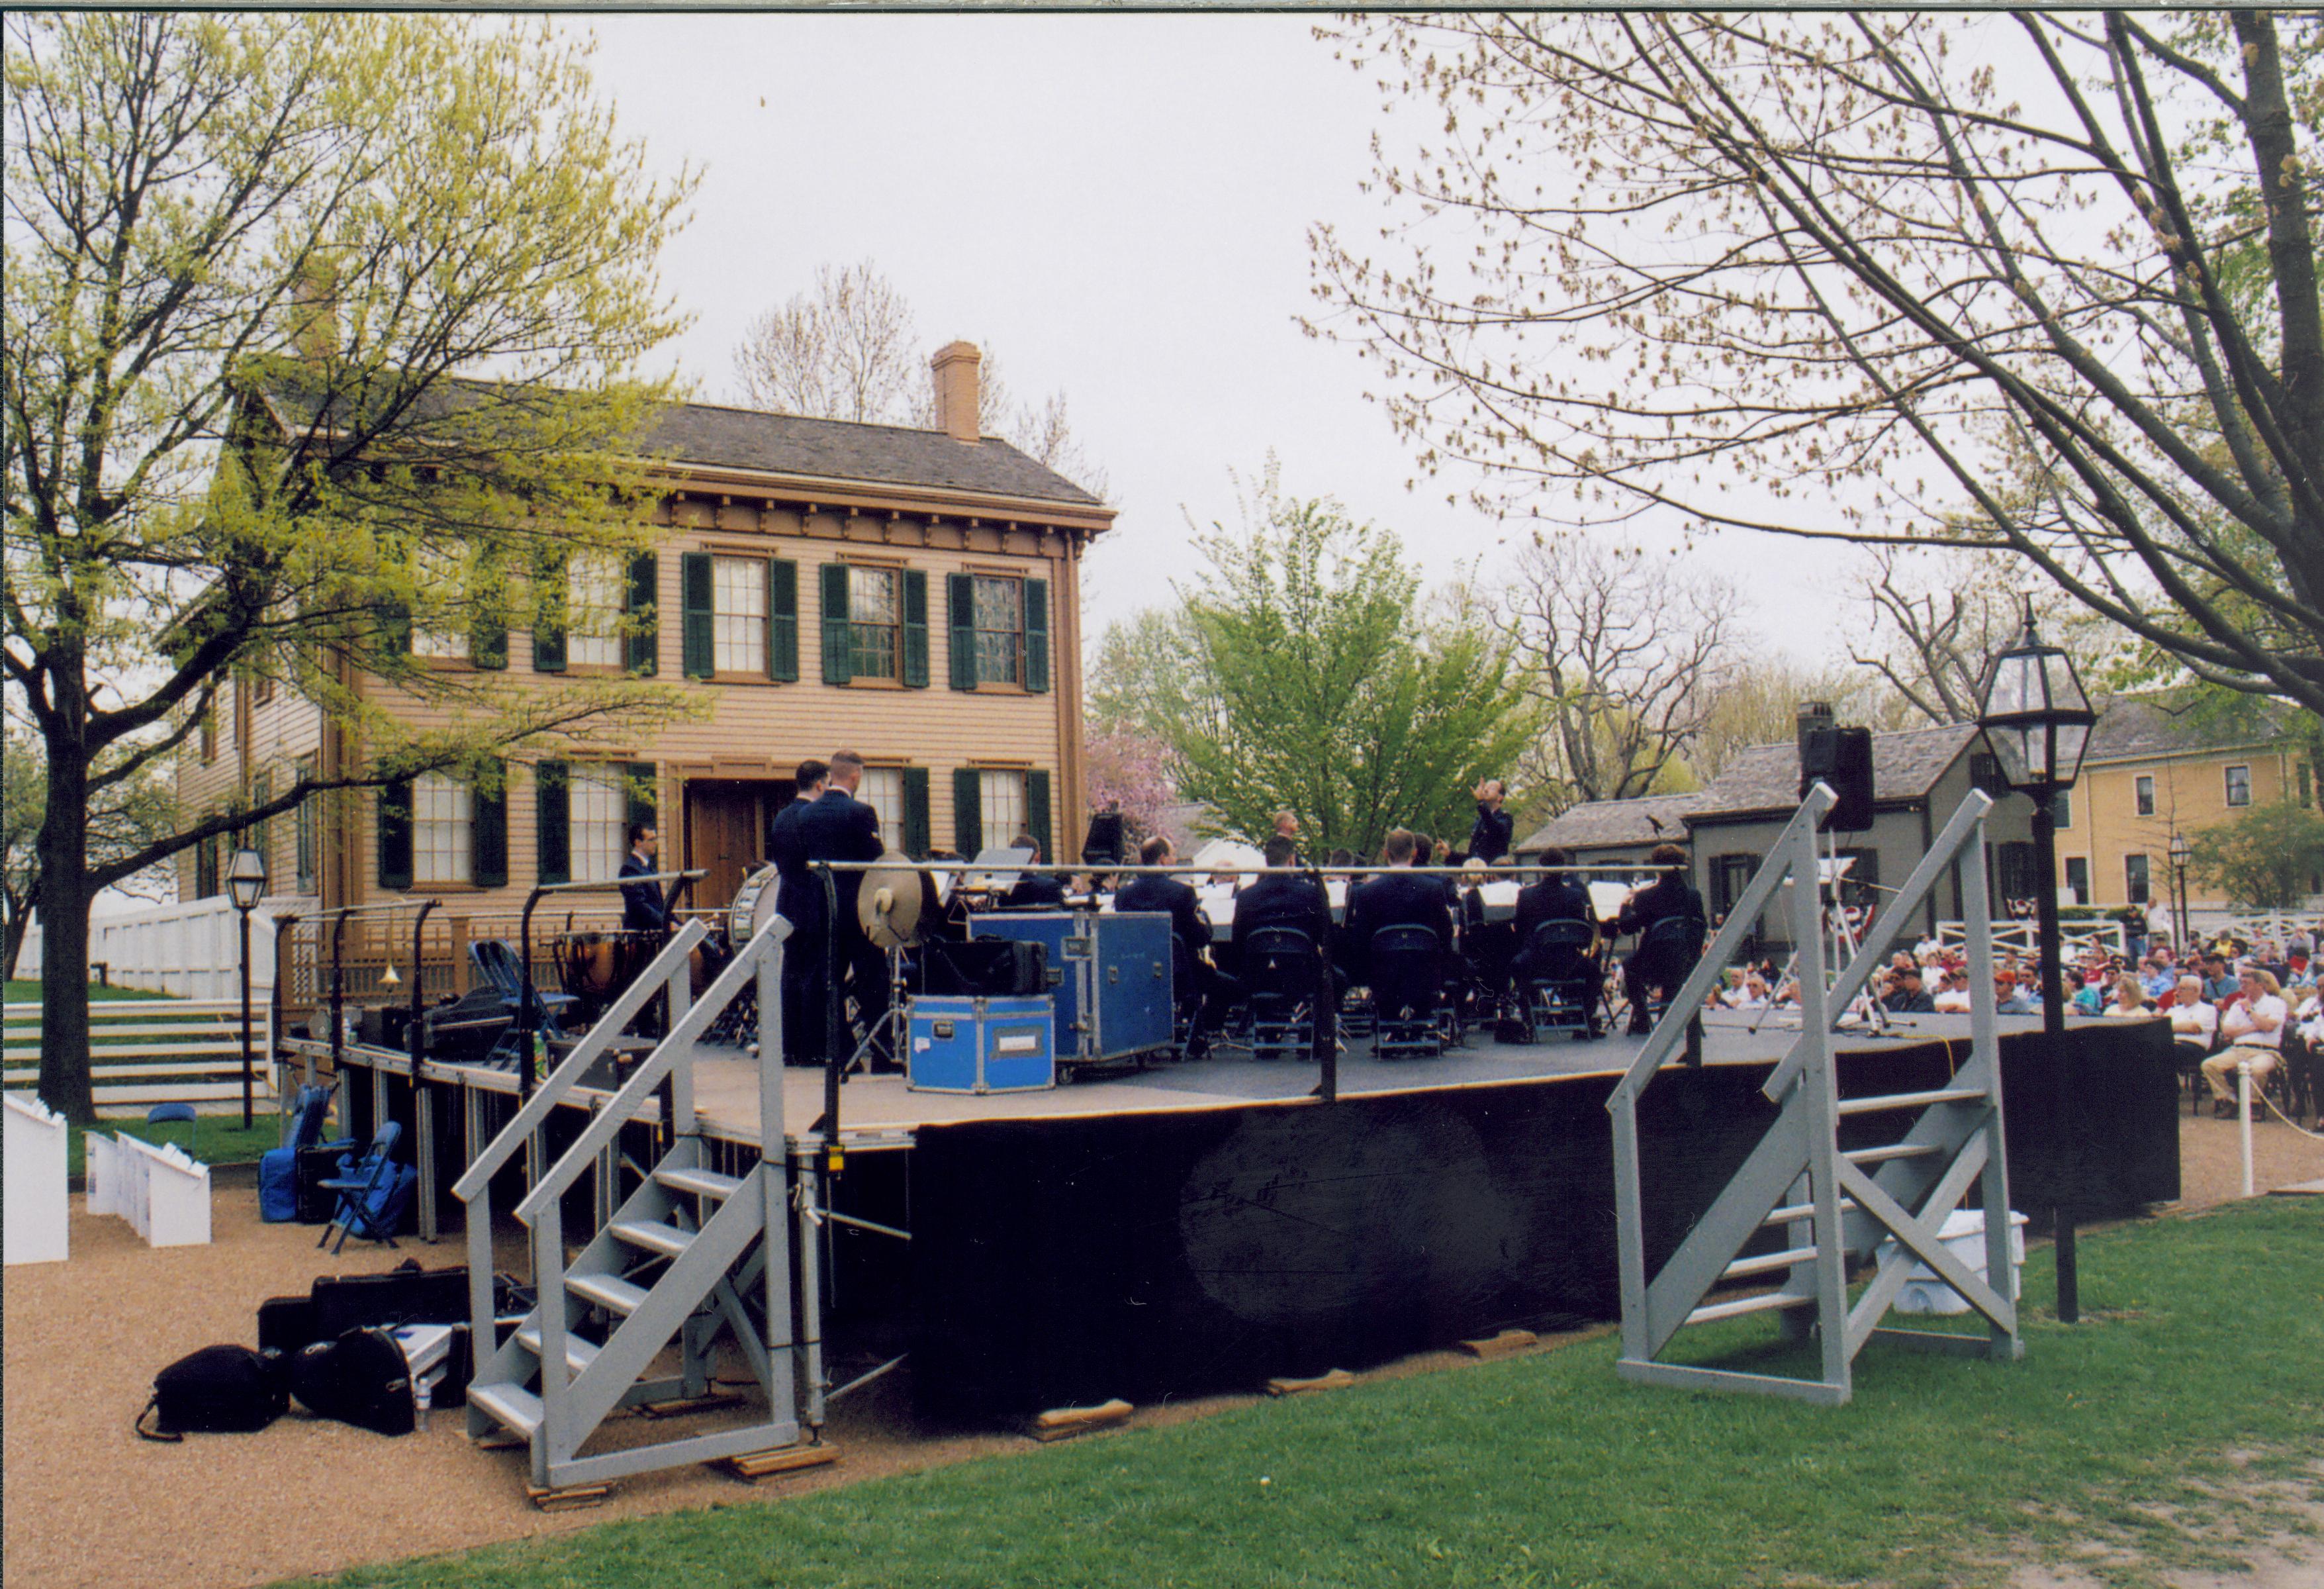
<box><xmin>906</xmin><ymin>995</ymin><xmax>1056</xmax><ymax>1094</ymax></box>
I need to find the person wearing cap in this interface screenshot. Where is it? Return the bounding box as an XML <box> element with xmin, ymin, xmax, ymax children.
<box><xmin>1996</xmin><ymin>969</ymin><xmax>2039</xmax><ymax>1016</ymax></box>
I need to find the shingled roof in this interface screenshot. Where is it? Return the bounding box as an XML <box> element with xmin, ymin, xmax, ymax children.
<box><xmin>1689</xmin><ymin>722</ymin><xmax>1981</xmax><ymax>821</ymax></box>
<box><xmin>1515</xmin><ymin>793</ymin><xmax>1705</xmax><ymax>854</ymax></box>
<box><xmin>643</xmin><ymin>403</ymin><xmax>1106</xmax><ymax>509</ymax></box>
<box><xmin>2082</xmin><ymin>695</ymin><xmax>2291</xmax><ymax>763</ymax></box>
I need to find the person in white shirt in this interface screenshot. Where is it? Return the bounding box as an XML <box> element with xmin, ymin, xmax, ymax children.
<box><xmin>2168</xmin><ymin>977</ymin><xmax>2217</xmax><ymax>1057</ymax></box>
<box><xmin>1931</xmin><ymin>967</ymin><xmax>1975</xmax><ymax>1014</ymax></box>
<box><xmin>2201</xmin><ymin>968</ymin><xmax>2286</xmax><ymax>1117</ymax></box>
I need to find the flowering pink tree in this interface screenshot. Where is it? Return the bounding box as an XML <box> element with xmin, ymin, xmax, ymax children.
<box><xmin>1084</xmin><ymin>730</ymin><xmax>1178</xmax><ymax>845</ymax></box>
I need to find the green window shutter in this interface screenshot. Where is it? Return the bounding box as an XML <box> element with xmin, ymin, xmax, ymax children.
<box><xmin>680</xmin><ymin>552</ymin><xmax>714</xmax><ymax>679</ymax></box>
<box><xmin>819</xmin><ymin>563</ymin><xmax>852</xmax><ymax>685</ymax></box>
<box><xmin>472</xmin><ymin>761</ymin><xmax>508</xmax><ymax>889</ymax></box>
<box><xmin>626</xmin><ymin>552</ymin><xmax>659</xmax><ymax>675</ymax></box>
<box><xmin>1024</xmin><ymin>577</ymin><xmax>1050</xmax><ymax>694</ymax></box>
<box><xmin>953</xmin><ymin>767</ymin><xmax>982</xmax><ymax>857</ymax></box>
<box><xmin>1026</xmin><ymin>770</ymin><xmax>1052</xmax><ymax>865</ymax></box>
<box><xmin>947</xmin><ymin>573</ymin><xmax>977</xmax><ymax>691</ymax></box>
<box><xmin>378</xmin><ymin>779</ymin><xmax>414</xmax><ymax>891</ymax></box>
<box><xmin>535</xmin><ymin>761</ymin><xmax>571</xmax><ymax>886</ymax></box>
<box><xmin>380</xmin><ymin>600</ymin><xmax>414</xmax><ymax>662</ymax></box>
<box><xmin>532</xmin><ymin>549</ymin><xmax>568</xmax><ymax>673</ymax></box>
<box><xmin>901</xmin><ymin>765</ymin><xmax>931</xmax><ymax>859</ymax></box>
<box><xmin>625</xmin><ymin>761</ymin><xmax>658</xmax><ymax>830</ymax></box>
<box><xmin>471</xmin><ymin>569</ymin><xmax>508</xmax><ymax>670</ymax></box>
<box><xmin>902</xmin><ymin>569</ymin><xmax>930</xmax><ymax>689</ymax></box>
<box><xmin>768</xmin><ymin>558</ymin><xmax>798</xmax><ymax>682</ymax></box>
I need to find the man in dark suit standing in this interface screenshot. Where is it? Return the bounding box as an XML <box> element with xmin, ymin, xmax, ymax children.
<box><xmin>1467</xmin><ymin>779</ymin><xmax>1516</xmax><ymax>864</ymax></box>
<box><xmin>619</xmin><ymin>823</ymin><xmax>667</xmax><ymax>935</ymax></box>
<box><xmin>1000</xmin><ymin>832</ymin><xmax>1068</xmax><ymax>910</ymax></box>
<box><xmin>1510</xmin><ymin>845</ymin><xmax>1603</xmax><ymax>1034</ymax></box>
<box><xmin>1231</xmin><ymin>834</ymin><xmax>1334</xmax><ymax>979</ymax></box>
<box><xmin>768</xmin><ymin>760</ymin><xmax>827</xmax><ymax>1065</ymax></box>
<box><xmin>1616</xmin><ymin>842</ymin><xmax>1708</xmax><ymax>1034</ymax></box>
<box><xmin>1118</xmin><ymin>834</ymin><xmax>1232</xmax><ymax>1055</ymax></box>
<box><xmin>795</xmin><ymin>749</ymin><xmax>890</xmax><ymax>1067</ymax></box>
<box><xmin>1345</xmin><ymin>828</ymin><xmax>1457</xmax><ymax>986</ymax></box>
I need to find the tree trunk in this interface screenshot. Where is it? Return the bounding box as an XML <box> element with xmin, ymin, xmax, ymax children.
<box><xmin>35</xmin><ymin>735</ymin><xmax>95</xmax><ymax>1125</ymax></box>
<box><xmin>1</xmin><ymin>875</ymin><xmax>36</xmax><ymax>981</ymax></box>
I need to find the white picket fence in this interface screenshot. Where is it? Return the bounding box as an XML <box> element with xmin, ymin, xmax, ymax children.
<box><xmin>16</xmin><ymin>894</ymin><xmax>293</xmax><ymax>1000</ymax></box>
<box><xmin>1934</xmin><ymin>918</ymin><xmax>2127</xmax><ymax>961</ymax></box>
<box><xmin>4</xmin><ymin>1093</ymin><xmax>70</xmax><ymax>1265</ymax></box>
<box><xmin>2</xmin><ymin>998</ymin><xmax>277</xmax><ymax>1117</ymax></box>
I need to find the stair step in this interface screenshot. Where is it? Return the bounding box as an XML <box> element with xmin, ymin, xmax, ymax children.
<box><xmin>1687</xmin><ymin>1290</ymin><xmax>1815</xmax><ymax>1327</ymax></box>
<box><xmin>1722</xmin><ymin>1246</ymin><xmax>1819</xmax><ymax>1280</ymax></box>
<box><xmin>1843</xmin><ymin>1142</ymin><xmax>1942</xmax><ymax>1166</ymax></box>
<box><xmin>467</xmin><ymin>1382</ymin><xmax>543</xmax><ymax>1439</ymax></box>
<box><xmin>566</xmin><ymin>1272</ymin><xmax>649</xmax><ymax>1316</ymax></box>
<box><xmin>1762</xmin><ymin>1199</ymin><xmax>1857</xmax><ymax>1226</ymax></box>
<box><xmin>654</xmin><ymin>1165</ymin><xmax>744</xmax><ymax>1201</ymax></box>
<box><xmin>1836</xmin><ymin>1086</ymin><xmax>1986</xmax><ymax>1118</ymax></box>
<box><xmin>610</xmin><ymin>1220</ymin><xmax>696</xmax><ymax>1259</ymax></box>
<box><xmin>515</xmin><ymin>1324</ymin><xmax>601</xmax><ymax>1375</ymax></box>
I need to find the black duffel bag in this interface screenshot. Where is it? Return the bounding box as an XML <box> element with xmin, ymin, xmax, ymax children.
<box><xmin>135</xmin><ymin>1345</ymin><xmax>289</xmax><ymax>1441</ymax></box>
<box><xmin>290</xmin><ymin>1327</ymin><xmax>416</xmax><ymax>1436</ymax></box>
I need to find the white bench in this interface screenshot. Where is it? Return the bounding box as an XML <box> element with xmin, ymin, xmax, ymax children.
<box><xmin>86</xmin><ymin>1131</ymin><xmax>212</xmax><ymax>1247</ymax></box>
<box><xmin>4</xmin><ymin>1093</ymin><xmax>70</xmax><ymax>1264</ymax></box>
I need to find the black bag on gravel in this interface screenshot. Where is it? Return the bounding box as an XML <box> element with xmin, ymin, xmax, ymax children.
<box><xmin>135</xmin><ymin>1345</ymin><xmax>289</xmax><ymax>1441</ymax></box>
<box><xmin>290</xmin><ymin>1327</ymin><xmax>415</xmax><ymax>1436</ymax></box>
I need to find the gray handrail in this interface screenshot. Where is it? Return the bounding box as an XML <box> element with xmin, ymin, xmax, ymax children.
<box><xmin>1606</xmin><ymin>785</ymin><xmax>1836</xmax><ymax>1109</ymax></box>
<box><xmin>451</xmin><ymin>918</ymin><xmax>708</xmax><ymax>1204</ymax></box>
<box><xmin>514</xmin><ymin>913</ymin><xmax>790</xmax><ymax>1225</ymax></box>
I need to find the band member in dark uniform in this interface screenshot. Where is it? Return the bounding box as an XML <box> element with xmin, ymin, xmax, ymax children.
<box><xmin>1230</xmin><ymin>834</ymin><xmax>1333</xmax><ymax>978</ymax></box>
<box><xmin>1117</xmin><ymin>834</ymin><xmax>1232</xmax><ymax>1055</ymax></box>
<box><xmin>1001</xmin><ymin>832</ymin><xmax>1068</xmax><ymax>909</ymax></box>
<box><xmin>1616</xmin><ymin>842</ymin><xmax>1707</xmax><ymax>1034</ymax></box>
<box><xmin>618</xmin><ymin>823</ymin><xmax>667</xmax><ymax>934</ymax></box>
<box><xmin>1345</xmin><ymin>828</ymin><xmax>1457</xmax><ymax>984</ymax></box>
<box><xmin>1510</xmin><ymin>845</ymin><xmax>1603</xmax><ymax>1033</ymax></box>
<box><xmin>768</xmin><ymin>760</ymin><xmax>828</xmax><ymax>1064</ymax></box>
<box><xmin>1467</xmin><ymin>779</ymin><xmax>1515</xmax><ymax>864</ymax></box>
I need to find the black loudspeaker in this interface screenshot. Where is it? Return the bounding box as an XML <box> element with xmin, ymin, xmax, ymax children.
<box><xmin>1800</xmin><ymin>726</ymin><xmax>1875</xmax><ymax>832</ymax></box>
<box><xmin>1082</xmin><ymin>810</ymin><xmax>1127</xmax><ymax>866</ymax></box>
<box><xmin>921</xmin><ymin>939</ymin><xmax>1048</xmax><ymax>998</ymax></box>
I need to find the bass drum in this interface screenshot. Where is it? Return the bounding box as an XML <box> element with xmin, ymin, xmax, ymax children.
<box><xmin>728</xmin><ymin>863</ymin><xmax>782</xmax><ymax>945</ymax></box>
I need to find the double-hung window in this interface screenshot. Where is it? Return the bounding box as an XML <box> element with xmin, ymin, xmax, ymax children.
<box><xmin>978</xmin><ymin>769</ymin><xmax>1027</xmax><ymax>854</ymax></box>
<box><xmin>972</xmin><ymin>576</ymin><xmax>1023</xmax><ymax>687</ymax></box>
<box><xmin>413</xmin><ymin>773</ymin><xmax>474</xmax><ymax>885</ymax></box>
<box><xmin>2225</xmin><ymin>764</ymin><xmax>2252</xmax><ymax>808</ymax></box>
<box><xmin>680</xmin><ymin>552</ymin><xmax>796</xmax><ymax>681</ymax></box>
<box><xmin>849</xmin><ymin>567</ymin><xmax>902</xmax><ymax>681</ymax></box>
<box><xmin>569</xmin><ymin>767</ymin><xmax>628</xmax><ymax>883</ymax></box>
<box><xmin>859</xmin><ymin>766</ymin><xmax>905</xmax><ymax>853</ymax></box>
<box><xmin>712</xmin><ymin>555</ymin><xmax>768</xmax><ymax>674</ymax></box>
<box><xmin>2135</xmin><ymin>775</ymin><xmax>2156</xmax><ymax>817</ymax></box>
<box><xmin>567</xmin><ymin>554</ymin><xmax>624</xmax><ymax>668</ymax></box>
<box><xmin>947</xmin><ymin>571</ymin><xmax>1048</xmax><ymax>693</ymax></box>
<box><xmin>412</xmin><ymin>545</ymin><xmax>471</xmax><ymax>660</ymax></box>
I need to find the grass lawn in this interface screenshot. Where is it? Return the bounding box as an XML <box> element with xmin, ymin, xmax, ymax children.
<box><xmin>5</xmin><ymin>978</ymin><xmax>184</xmax><ymax>1003</ymax></box>
<box><xmin>68</xmin><ymin>1112</ymin><xmax>290</xmax><ymax>1180</ymax></box>
<box><xmin>291</xmin><ymin>1196</ymin><xmax>2323</xmax><ymax>1589</ymax></box>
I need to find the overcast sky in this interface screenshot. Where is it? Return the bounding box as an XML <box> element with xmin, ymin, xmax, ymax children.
<box><xmin>579</xmin><ymin>12</ymin><xmax>1871</xmax><ymax>663</ymax></box>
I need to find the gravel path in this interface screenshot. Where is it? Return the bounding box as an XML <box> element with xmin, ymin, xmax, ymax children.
<box><xmin>6</xmin><ymin>1111</ymin><xmax>2320</xmax><ymax>1589</ymax></box>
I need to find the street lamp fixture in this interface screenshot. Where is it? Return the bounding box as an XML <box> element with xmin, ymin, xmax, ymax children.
<box><xmin>227</xmin><ymin>845</ymin><xmax>268</xmax><ymax>1129</ymax></box>
<box><xmin>1977</xmin><ymin>598</ymin><xmax>2094</xmax><ymax>1325</ymax></box>
<box><xmin>2168</xmin><ymin>830</ymin><xmax>2194</xmax><ymax>963</ymax></box>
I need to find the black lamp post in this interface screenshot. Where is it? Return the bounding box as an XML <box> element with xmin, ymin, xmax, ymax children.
<box><xmin>226</xmin><ymin>845</ymin><xmax>269</xmax><ymax>1130</ymax></box>
<box><xmin>2168</xmin><ymin>830</ymin><xmax>2193</xmax><ymax>965</ymax></box>
<box><xmin>1978</xmin><ymin>599</ymin><xmax>2095</xmax><ymax>1323</ymax></box>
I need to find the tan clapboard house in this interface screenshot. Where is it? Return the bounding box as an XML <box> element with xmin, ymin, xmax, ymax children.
<box><xmin>176</xmin><ymin>344</ymin><xmax>1114</xmax><ymax>923</ymax></box>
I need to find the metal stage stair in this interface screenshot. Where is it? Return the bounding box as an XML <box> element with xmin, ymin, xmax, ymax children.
<box><xmin>454</xmin><ymin>914</ymin><xmax>823</xmax><ymax>1490</ymax></box>
<box><xmin>1607</xmin><ymin>783</ymin><xmax>2023</xmax><ymax>1405</ymax></box>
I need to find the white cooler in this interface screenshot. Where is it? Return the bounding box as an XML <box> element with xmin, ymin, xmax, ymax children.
<box><xmin>1886</xmin><ymin>1209</ymin><xmax>2027</xmax><ymax>1316</ymax></box>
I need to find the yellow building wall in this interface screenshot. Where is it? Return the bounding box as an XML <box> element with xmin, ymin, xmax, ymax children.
<box><xmin>2050</xmin><ymin>747</ymin><xmax>2298</xmax><ymax>908</ymax></box>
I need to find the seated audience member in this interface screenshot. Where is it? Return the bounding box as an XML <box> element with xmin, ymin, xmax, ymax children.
<box><xmin>2169</xmin><ymin>977</ymin><xmax>2217</xmax><ymax>1057</ymax></box>
<box><xmin>1616</xmin><ymin>843</ymin><xmax>1707</xmax><ymax>1035</ymax></box>
<box><xmin>2201</xmin><ymin>967</ymin><xmax>2287</xmax><ymax>1117</ymax></box>
<box><xmin>2071</xmin><ymin>977</ymin><xmax>2108</xmax><ymax>1017</ymax></box>
<box><xmin>1996</xmin><ymin>970</ymin><xmax>2040</xmax><ymax>1016</ymax></box>
<box><xmin>2102</xmin><ymin>973</ymin><xmax>2151</xmax><ymax>1018</ymax></box>
<box><xmin>2139</xmin><ymin>956</ymin><xmax>2176</xmax><ymax>1000</ymax></box>
<box><xmin>2203</xmin><ymin>955</ymin><xmax>2240</xmax><ymax>1004</ymax></box>
<box><xmin>1931</xmin><ymin>967</ymin><xmax>1975</xmax><ymax>1014</ymax></box>
<box><xmin>1001</xmin><ymin>834</ymin><xmax>1067</xmax><ymax>910</ymax></box>
<box><xmin>1884</xmin><ymin>965</ymin><xmax>1937</xmax><ymax>1014</ymax></box>
<box><xmin>1733</xmin><ymin>974</ymin><xmax>1771</xmax><ymax>1011</ymax></box>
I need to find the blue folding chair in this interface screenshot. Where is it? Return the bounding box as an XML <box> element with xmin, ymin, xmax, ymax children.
<box><xmin>144</xmin><ymin>1101</ymin><xmax>199</xmax><ymax>1155</ymax></box>
<box><xmin>316</xmin><ymin>1120</ymin><xmax>404</xmax><ymax>1253</ymax></box>
<box><xmin>259</xmin><ymin>1084</ymin><xmax>338</xmax><ymax>1222</ymax></box>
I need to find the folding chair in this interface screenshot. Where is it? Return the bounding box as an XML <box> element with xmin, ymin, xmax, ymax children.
<box><xmin>144</xmin><ymin>1101</ymin><xmax>199</xmax><ymax>1156</ymax></box>
<box><xmin>316</xmin><ymin>1120</ymin><xmax>405</xmax><ymax>1254</ymax></box>
<box><xmin>1518</xmin><ymin>920</ymin><xmax>1601</xmax><ymax>1041</ymax></box>
<box><xmin>1243</xmin><ymin>927</ymin><xmax>1321</xmax><ymax>1063</ymax></box>
<box><xmin>1370</xmin><ymin>924</ymin><xmax>1447</xmax><ymax>1060</ymax></box>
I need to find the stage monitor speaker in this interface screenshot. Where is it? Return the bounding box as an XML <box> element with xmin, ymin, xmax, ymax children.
<box><xmin>1799</xmin><ymin>726</ymin><xmax>1875</xmax><ymax>832</ymax></box>
<box><xmin>1082</xmin><ymin>810</ymin><xmax>1127</xmax><ymax>867</ymax></box>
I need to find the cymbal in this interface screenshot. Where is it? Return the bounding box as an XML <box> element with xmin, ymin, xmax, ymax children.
<box><xmin>859</xmin><ymin>851</ymin><xmax>924</xmax><ymax>949</ymax></box>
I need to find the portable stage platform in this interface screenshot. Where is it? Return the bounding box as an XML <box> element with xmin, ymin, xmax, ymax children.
<box><xmin>295</xmin><ymin>1005</ymin><xmax>2178</xmax><ymax>1421</ymax></box>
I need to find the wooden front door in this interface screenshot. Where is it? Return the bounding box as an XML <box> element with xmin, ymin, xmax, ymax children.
<box><xmin>684</xmin><ymin>780</ymin><xmax>792</xmax><ymax>916</ymax></box>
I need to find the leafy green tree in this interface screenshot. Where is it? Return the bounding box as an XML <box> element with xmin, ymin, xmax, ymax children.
<box><xmin>3</xmin><ymin>15</ymin><xmax>697</xmax><ymax>1119</ymax></box>
<box><xmin>1</xmin><ymin>718</ymin><xmax>177</xmax><ymax>981</ymax></box>
<box><xmin>2190</xmin><ymin>800</ymin><xmax>2324</xmax><ymax>911</ymax></box>
<box><xmin>1164</xmin><ymin>465</ymin><xmax>1534</xmax><ymax>858</ymax></box>
<box><xmin>1313</xmin><ymin>13</ymin><xmax>2323</xmax><ymax>712</ymax></box>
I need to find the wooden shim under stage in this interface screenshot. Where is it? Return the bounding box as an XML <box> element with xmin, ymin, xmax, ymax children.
<box><xmin>1458</xmin><ymin>1329</ymin><xmax>1539</xmax><ymax>1360</ymax></box>
<box><xmin>1266</xmin><ymin>1369</ymin><xmax>1356</xmax><ymax>1397</ymax></box>
<box><xmin>1029</xmin><ymin>1398</ymin><xmax>1133</xmax><ymax>1441</ymax></box>
<box><xmin>527</xmin><ymin>1482</ymin><xmax>614</xmax><ymax>1512</ymax></box>
<box><xmin>635</xmin><ymin>1390</ymin><xmax>746</xmax><ymax>1421</ymax></box>
<box><xmin>720</xmin><ymin>1444</ymin><xmax>841</xmax><ymax>1482</ymax></box>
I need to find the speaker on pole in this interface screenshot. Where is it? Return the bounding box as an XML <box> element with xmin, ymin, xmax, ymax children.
<box><xmin>1081</xmin><ymin>809</ymin><xmax>1127</xmax><ymax>867</ymax></box>
<box><xmin>1799</xmin><ymin>726</ymin><xmax>1875</xmax><ymax>832</ymax></box>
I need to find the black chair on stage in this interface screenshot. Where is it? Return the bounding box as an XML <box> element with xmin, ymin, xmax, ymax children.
<box><xmin>1629</xmin><ymin>914</ymin><xmax>1708</xmax><ymax>1030</ymax></box>
<box><xmin>473</xmin><ymin>939</ymin><xmax>579</xmax><ymax>1037</ymax></box>
<box><xmin>1243</xmin><ymin>926</ymin><xmax>1321</xmax><ymax>1063</ymax></box>
<box><xmin>1370</xmin><ymin>924</ymin><xmax>1446</xmax><ymax>1060</ymax></box>
<box><xmin>1519</xmin><ymin>919</ymin><xmax>1601</xmax><ymax>1041</ymax></box>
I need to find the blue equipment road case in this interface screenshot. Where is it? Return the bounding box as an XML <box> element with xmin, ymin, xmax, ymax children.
<box><xmin>968</xmin><ymin>910</ymin><xmax>1175</xmax><ymax>1067</ymax></box>
<box><xmin>906</xmin><ymin>995</ymin><xmax>1056</xmax><ymax>1094</ymax></box>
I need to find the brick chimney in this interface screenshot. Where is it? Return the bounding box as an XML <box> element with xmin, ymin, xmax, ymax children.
<box><xmin>931</xmin><ymin>341</ymin><xmax>982</xmax><ymax>444</ymax></box>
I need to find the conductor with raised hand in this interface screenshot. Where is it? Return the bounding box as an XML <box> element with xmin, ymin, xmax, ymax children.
<box><xmin>1468</xmin><ymin>779</ymin><xmax>1515</xmax><ymax>865</ymax></box>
